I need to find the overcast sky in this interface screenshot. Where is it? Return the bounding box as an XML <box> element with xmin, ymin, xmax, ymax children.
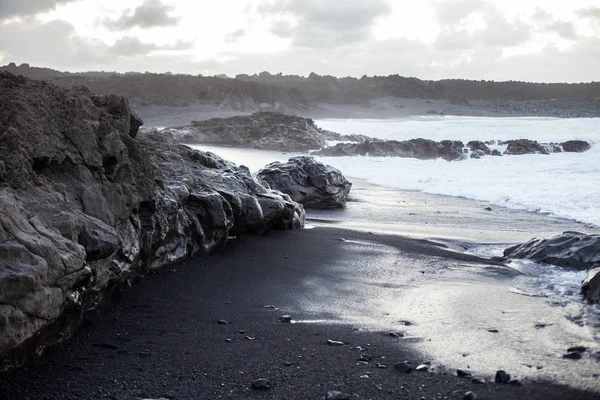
<box><xmin>1</xmin><ymin>0</ymin><xmax>599</xmax><ymax>82</ymax></box>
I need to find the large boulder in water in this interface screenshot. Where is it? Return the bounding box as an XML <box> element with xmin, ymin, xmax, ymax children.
<box><xmin>504</xmin><ymin>232</ymin><xmax>600</xmax><ymax>303</ymax></box>
<box><xmin>582</xmin><ymin>267</ymin><xmax>600</xmax><ymax>303</ymax></box>
<box><xmin>163</xmin><ymin>111</ymin><xmax>327</xmax><ymax>151</ymax></box>
<box><xmin>503</xmin><ymin>232</ymin><xmax>600</xmax><ymax>271</ymax></box>
<box><xmin>257</xmin><ymin>156</ymin><xmax>352</xmax><ymax>208</ymax></box>
<box><xmin>0</xmin><ymin>72</ymin><xmax>305</xmax><ymax>367</ymax></box>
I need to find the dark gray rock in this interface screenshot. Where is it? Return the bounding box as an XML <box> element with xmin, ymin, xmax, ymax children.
<box><xmin>279</xmin><ymin>315</ymin><xmax>292</xmax><ymax>323</ymax></box>
<box><xmin>251</xmin><ymin>378</ymin><xmax>271</xmax><ymax>390</ymax></box>
<box><xmin>582</xmin><ymin>267</ymin><xmax>600</xmax><ymax>303</ymax></box>
<box><xmin>327</xmin><ymin>340</ymin><xmax>344</xmax><ymax>346</ymax></box>
<box><xmin>467</xmin><ymin>141</ymin><xmax>491</xmax><ymax>155</ymax></box>
<box><xmin>394</xmin><ymin>362</ymin><xmax>412</xmax><ymax>373</ymax></box>
<box><xmin>504</xmin><ymin>232</ymin><xmax>600</xmax><ymax>271</ymax></box>
<box><xmin>165</xmin><ymin>112</ymin><xmax>327</xmax><ymax>151</ymax></box>
<box><xmin>326</xmin><ymin>390</ymin><xmax>351</xmax><ymax>400</ymax></box>
<box><xmin>494</xmin><ymin>370</ymin><xmax>511</xmax><ymax>384</ymax></box>
<box><xmin>504</xmin><ymin>139</ymin><xmax>549</xmax><ymax>155</ymax></box>
<box><xmin>0</xmin><ymin>72</ymin><xmax>305</xmax><ymax>367</ymax></box>
<box><xmin>563</xmin><ymin>352</ymin><xmax>583</xmax><ymax>360</ymax></box>
<box><xmin>562</xmin><ymin>140</ymin><xmax>591</xmax><ymax>153</ymax></box>
<box><xmin>257</xmin><ymin>156</ymin><xmax>352</xmax><ymax>209</ymax></box>
<box><xmin>457</xmin><ymin>369</ymin><xmax>472</xmax><ymax>377</ymax></box>
<box><xmin>315</xmin><ymin>138</ymin><xmax>466</xmax><ymax>161</ymax></box>
<box><xmin>567</xmin><ymin>346</ymin><xmax>587</xmax><ymax>353</ymax></box>
<box><xmin>464</xmin><ymin>391</ymin><xmax>477</xmax><ymax>400</ymax></box>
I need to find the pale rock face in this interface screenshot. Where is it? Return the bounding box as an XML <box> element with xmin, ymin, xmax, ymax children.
<box><xmin>0</xmin><ymin>72</ymin><xmax>305</xmax><ymax>366</ymax></box>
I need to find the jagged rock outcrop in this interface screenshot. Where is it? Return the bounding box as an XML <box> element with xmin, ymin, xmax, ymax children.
<box><xmin>504</xmin><ymin>232</ymin><xmax>600</xmax><ymax>303</ymax></box>
<box><xmin>0</xmin><ymin>72</ymin><xmax>305</xmax><ymax>367</ymax></box>
<box><xmin>163</xmin><ymin>112</ymin><xmax>327</xmax><ymax>151</ymax></box>
<box><xmin>500</xmin><ymin>139</ymin><xmax>592</xmax><ymax>155</ymax></box>
<box><xmin>315</xmin><ymin>139</ymin><xmax>466</xmax><ymax>161</ymax></box>
<box><xmin>258</xmin><ymin>156</ymin><xmax>352</xmax><ymax>208</ymax></box>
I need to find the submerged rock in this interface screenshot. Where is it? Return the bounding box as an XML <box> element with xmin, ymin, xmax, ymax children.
<box><xmin>257</xmin><ymin>156</ymin><xmax>352</xmax><ymax>208</ymax></box>
<box><xmin>0</xmin><ymin>72</ymin><xmax>305</xmax><ymax>367</ymax></box>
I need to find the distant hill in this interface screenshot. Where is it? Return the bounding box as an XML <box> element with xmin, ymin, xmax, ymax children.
<box><xmin>2</xmin><ymin>63</ymin><xmax>599</xmax><ymax>113</ymax></box>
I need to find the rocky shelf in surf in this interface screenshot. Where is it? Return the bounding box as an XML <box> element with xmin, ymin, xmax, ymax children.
<box><xmin>0</xmin><ymin>72</ymin><xmax>307</xmax><ymax>368</ymax></box>
<box><xmin>315</xmin><ymin>138</ymin><xmax>592</xmax><ymax>161</ymax></box>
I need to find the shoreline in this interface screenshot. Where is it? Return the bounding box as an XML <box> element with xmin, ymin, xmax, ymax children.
<box><xmin>1</xmin><ymin>185</ymin><xmax>598</xmax><ymax>399</ymax></box>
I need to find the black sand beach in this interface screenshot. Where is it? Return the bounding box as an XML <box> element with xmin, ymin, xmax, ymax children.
<box><xmin>1</xmin><ymin>183</ymin><xmax>598</xmax><ymax>400</ymax></box>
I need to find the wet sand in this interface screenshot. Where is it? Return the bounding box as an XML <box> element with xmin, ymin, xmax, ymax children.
<box><xmin>1</xmin><ymin>182</ymin><xmax>598</xmax><ymax>399</ymax></box>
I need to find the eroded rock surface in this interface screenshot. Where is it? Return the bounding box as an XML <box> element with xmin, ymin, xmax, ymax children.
<box><xmin>258</xmin><ymin>156</ymin><xmax>352</xmax><ymax>208</ymax></box>
<box><xmin>163</xmin><ymin>112</ymin><xmax>327</xmax><ymax>151</ymax></box>
<box><xmin>0</xmin><ymin>72</ymin><xmax>305</xmax><ymax>366</ymax></box>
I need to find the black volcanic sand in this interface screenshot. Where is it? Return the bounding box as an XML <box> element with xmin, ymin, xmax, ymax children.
<box><xmin>1</xmin><ymin>225</ymin><xmax>598</xmax><ymax>400</ymax></box>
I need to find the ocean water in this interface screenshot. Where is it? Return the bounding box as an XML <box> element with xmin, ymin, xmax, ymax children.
<box><xmin>315</xmin><ymin>117</ymin><xmax>600</xmax><ymax>227</ymax></box>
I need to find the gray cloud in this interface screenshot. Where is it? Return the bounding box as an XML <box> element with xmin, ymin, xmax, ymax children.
<box><xmin>104</xmin><ymin>0</ymin><xmax>179</xmax><ymax>30</ymax></box>
<box><xmin>544</xmin><ymin>21</ymin><xmax>578</xmax><ymax>40</ymax></box>
<box><xmin>434</xmin><ymin>2</ymin><xmax>531</xmax><ymax>50</ymax></box>
<box><xmin>432</xmin><ymin>0</ymin><xmax>487</xmax><ymax>25</ymax></box>
<box><xmin>0</xmin><ymin>19</ymin><xmax>107</xmax><ymax>67</ymax></box>
<box><xmin>258</xmin><ymin>0</ymin><xmax>392</xmax><ymax>48</ymax></box>
<box><xmin>0</xmin><ymin>0</ymin><xmax>77</xmax><ymax>20</ymax></box>
<box><xmin>224</xmin><ymin>29</ymin><xmax>246</xmax><ymax>43</ymax></box>
<box><xmin>576</xmin><ymin>6</ymin><xmax>600</xmax><ymax>19</ymax></box>
<box><xmin>108</xmin><ymin>37</ymin><xmax>193</xmax><ymax>56</ymax></box>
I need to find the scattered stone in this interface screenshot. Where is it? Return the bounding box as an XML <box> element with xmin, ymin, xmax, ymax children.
<box><xmin>567</xmin><ymin>346</ymin><xmax>587</xmax><ymax>353</ymax></box>
<box><xmin>327</xmin><ymin>340</ymin><xmax>345</xmax><ymax>346</ymax></box>
<box><xmin>509</xmin><ymin>379</ymin><xmax>523</xmax><ymax>386</ymax></box>
<box><xmin>487</xmin><ymin>329</ymin><xmax>499</xmax><ymax>333</ymax></box>
<box><xmin>563</xmin><ymin>352</ymin><xmax>583</xmax><ymax>360</ymax></box>
<box><xmin>326</xmin><ymin>390</ymin><xmax>351</xmax><ymax>400</ymax></box>
<box><xmin>218</xmin><ymin>319</ymin><xmax>230</xmax><ymax>325</ymax></box>
<box><xmin>416</xmin><ymin>364</ymin><xmax>430</xmax><ymax>372</ymax></box>
<box><xmin>389</xmin><ymin>332</ymin><xmax>405</xmax><ymax>338</ymax></box>
<box><xmin>484</xmin><ymin>207</ymin><xmax>493</xmax><ymax>211</ymax></box>
<box><xmin>263</xmin><ymin>305</ymin><xmax>277</xmax><ymax>309</ymax></box>
<box><xmin>534</xmin><ymin>322</ymin><xmax>553</xmax><ymax>329</ymax></box>
<box><xmin>471</xmin><ymin>377</ymin><xmax>486</xmax><ymax>384</ymax></box>
<box><xmin>358</xmin><ymin>354</ymin><xmax>372</xmax><ymax>362</ymax></box>
<box><xmin>394</xmin><ymin>362</ymin><xmax>413</xmax><ymax>373</ymax></box>
<box><xmin>398</xmin><ymin>320</ymin><xmax>413</xmax><ymax>326</ymax></box>
<box><xmin>279</xmin><ymin>315</ymin><xmax>292</xmax><ymax>323</ymax></box>
<box><xmin>359</xmin><ymin>374</ymin><xmax>370</xmax><ymax>379</ymax></box>
<box><xmin>376</xmin><ymin>363</ymin><xmax>387</xmax><ymax>369</ymax></box>
<box><xmin>463</xmin><ymin>391</ymin><xmax>477</xmax><ymax>400</ymax></box>
<box><xmin>457</xmin><ymin>369</ymin><xmax>472</xmax><ymax>377</ymax></box>
<box><xmin>251</xmin><ymin>378</ymin><xmax>271</xmax><ymax>390</ymax></box>
<box><xmin>225</xmin><ymin>338</ymin><xmax>232</xmax><ymax>342</ymax></box>
<box><xmin>238</xmin><ymin>330</ymin><xmax>246</xmax><ymax>334</ymax></box>
<box><xmin>495</xmin><ymin>370</ymin><xmax>511</xmax><ymax>384</ymax></box>
<box><xmin>245</xmin><ymin>336</ymin><xmax>255</xmax><ymax>340</ymax></box>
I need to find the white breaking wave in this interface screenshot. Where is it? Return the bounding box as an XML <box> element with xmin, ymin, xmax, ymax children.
<box><xmin>314</xmin><ymin>117</ymin><xmax>600</xmax><ymax>227</ymax></box>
